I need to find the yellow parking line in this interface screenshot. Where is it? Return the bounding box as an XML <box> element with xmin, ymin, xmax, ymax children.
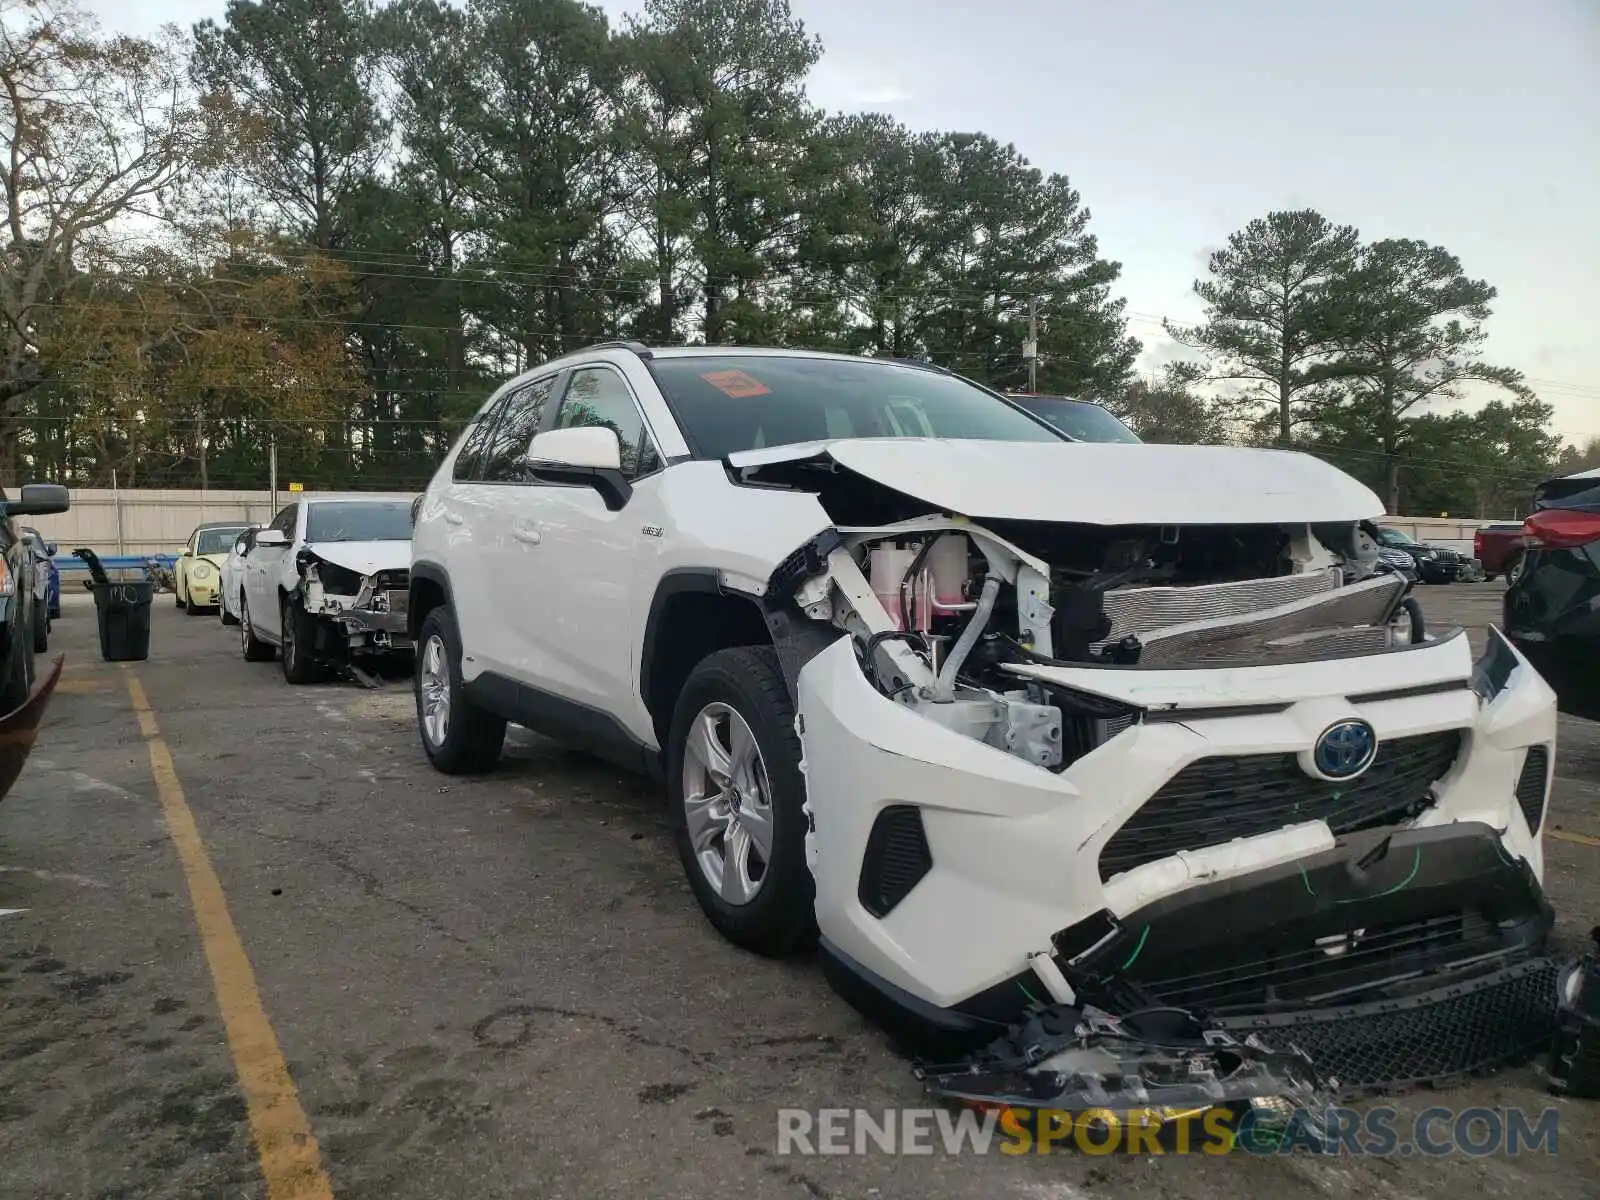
<box><xmin>122</xmin><ymin>667</ymin><xmax>335</xmax><ymax>1200</ymax></box>
<box><xmin>1550</xmin><ymin>829</ymin><xmax>1600</xmax><ymax>849</ymax></box>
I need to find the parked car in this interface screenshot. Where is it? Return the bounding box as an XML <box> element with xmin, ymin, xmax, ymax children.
<box><xmin>407</xmin><ymin>342</ymin><xmax>1559</xmax><ymax>1097</ymax></box>
<box><xmin>0</xmin><ymin>484</ymin><xmax>69</xmax><ymax>717</ymax></box>
<box><xmin>174</xmin><ymin>521</ymin><xmax>251</xmax><ymax>615</ymax></box>
<box><xmin>17</xmin><ymin>529</ymin><xmax>53</xmax><ymax>651</ymax></box>
<box><xmin>20</xmin><ymin>527</ymin><xmax>59</xmax><ymax>620</ymax></box>
<box><xmin>1374</xmin><ymin>525</ymin><xmax>1472</xmax><ymax>583</ymax></box>
<box><xmin>218</xmin><ymin>525</ymin><xmax>259</xmax><ymax>627</ymax></box>
<box><xmin>1475</xmin><ymin>522</ymin><xmax>1529</xmax><ymax>583</ymax></box>
<box><xmin>1003</xmin><ymin>393</ymin><xmax>1142</xmax><ymax>443</ymax></box>
<box><xmin>238</xmin><ymin>494</ymin><xmax>416</xmax><ymax>683</ymax></box>
<box><xmin>1504</xmin><ymin>467</ymin><xmax>1600</xmax><ymax>719</ymax></box>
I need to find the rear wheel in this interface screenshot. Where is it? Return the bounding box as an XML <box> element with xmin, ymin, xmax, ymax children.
<box><xmin>1506</xmin><ymin>552</ymin><xmax>1527</xmax><ymax>587</ymax></box>
<box><xmin>239</xmin><ymin>591</ymin><xmax>275</xmax><ymax>662</ymax></box>
<box><xmin>415</xmin><ymin>605</ymin><xmax>505</xmax><ymax>774</ymax></box>
<box><xmin>666</xmin><ymin>645</ymin><xmax>816</xmax><ymax>957</ymax></box>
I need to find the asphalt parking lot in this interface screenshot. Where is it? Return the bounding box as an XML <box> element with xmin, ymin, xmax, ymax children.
<box><xmin>0</xmin><ymin>582</ymin><xmax>1597</xmax><ymax>1199</ymax></box>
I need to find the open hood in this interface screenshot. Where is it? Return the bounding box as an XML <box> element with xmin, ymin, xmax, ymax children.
<box><xmin>304</xmin><ymin>540</ymin><xmax>410</xmax><ymax>577</ymax></box>
<box><xmin>727</xmin><ymin>438</ymin><xmax>1384</xmax><ymax>526</ymax></box>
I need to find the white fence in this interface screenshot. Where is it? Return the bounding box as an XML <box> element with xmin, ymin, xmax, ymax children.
<box><xmin>21</xmin><ymin>488</ymin><xmax>418</xmax><ymax>558</ymax></box>
<box><xmin>19</xmin><ymin>488</ymin><xmax>1510</xmax><ymax>560</ymax></box>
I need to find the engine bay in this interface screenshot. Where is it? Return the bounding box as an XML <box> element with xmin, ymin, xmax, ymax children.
<box><xmin>784</xmin><ymin>513</ymin><xmax>1424</xmax><ymax>772</ymax></box>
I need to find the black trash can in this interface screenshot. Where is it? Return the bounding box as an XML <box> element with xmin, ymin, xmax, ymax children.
<box><xmin>91</xmin><ymin>580</ymin><xmax>153</xmax><ymax>662</ymax></box>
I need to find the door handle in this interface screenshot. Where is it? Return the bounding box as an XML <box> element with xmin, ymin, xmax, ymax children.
<box><xmin>444</xmin><ymin>511</ymin><xmax>464</xmax><ymax>526</ymax></box>
<box><xmin>512</xmin><ymin>524</ymin><xmax>542</xmax><ymax>546</ymax></box>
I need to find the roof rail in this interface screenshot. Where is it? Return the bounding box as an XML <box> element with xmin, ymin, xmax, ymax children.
<box><xmin>875</xmin><ymin>354</ymin><xmax>951</xmax><ymax>375</ymax></box>
<box><xmin>580</xmin><ymin>340</ymin><xmax>654</xmax><ymax>359</ymax></box>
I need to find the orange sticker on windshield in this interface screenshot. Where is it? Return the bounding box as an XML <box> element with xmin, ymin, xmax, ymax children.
<box><xmin>701</xmin><ymin>369</ymin><xmax>771</xmax><ymax>398</ymax></box>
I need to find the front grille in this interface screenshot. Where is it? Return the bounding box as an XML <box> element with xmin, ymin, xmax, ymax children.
<box><xmin>1098</xmin><ymin>729</ymin><xmax>1464</xmax><ymax>881</ymax></box>
<box><xmin>1516</xmin><ymin>745</ymin><xmax>1550</xmax><ymax>834</ymax></box>
<box><xmin>1215</xmin><ymin>958</ymin><xmax>1560</xmax><ymax>1093</ymax></box>
<box><xmin>1121</xmin><ymin>911</ymin><xmax>1510</xmax><ymax>1013</ymax></box>
<box><xmin>858</xmin><ymin>806</ymin><xmax>932</xmax><ymax>918</ymax></box>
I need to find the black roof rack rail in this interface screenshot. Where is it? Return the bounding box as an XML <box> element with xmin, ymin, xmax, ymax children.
<box><xmin>580</xmin><ymin>340</ymin><xmax>654</xmax><ymax>359</ymax></box>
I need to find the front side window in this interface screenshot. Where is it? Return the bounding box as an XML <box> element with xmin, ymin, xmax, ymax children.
<box><xmin>553</xmin><ymin>367</ymin><xmax>662</xmax><ymax>478</ymax></box>
<box><xmin>647</xmin><ymin>355</ymin><xmax>1065</xmax><ymax>460</ymax></box>
<box><xmin>270</xmin><ymin>505</ymin><xmax>298</xmax><ymax>535</ymax></box>
<box><xmin>305</xmin><ymin>500</ymin><xmax>414</xmax><ymax>542</ymax></box>
<box><xmin>481</xmin><ymin>376</ymin><xmax>559</xmax><ymax>482</ymax></box>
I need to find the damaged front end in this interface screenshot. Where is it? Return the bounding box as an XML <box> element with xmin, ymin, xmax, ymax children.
<box><xmin>294</xmin><ymin>547</ymin><xmax>413</xmax><ymax>676</ymax></box>
<box><xmin>742</xmin><ymin>443</ymin><xmax>1567</xmax><ymax>1105</ymax></box>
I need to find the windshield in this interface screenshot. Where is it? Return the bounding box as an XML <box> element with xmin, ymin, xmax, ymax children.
<box><xmin>196</xmin><ymin>528</ymin><xmax>247</xmax><ymax>555</ymax></box>
<box><xmin>1007</xmin><ymin>395</ymin><xmax>1141</xmax><ymax>443</ymax></box>
<box><xmin>305</xmin><ymin>500</ymin><xmax>414</xmax><ymax>543</ymax></box>
<box><xmin>1378</xmin><ymin>528</ymin><xmax>1416</xmax><ymax>546</ymax></box>
<box><xmin>646</xmin><ymin>355</ymin><xmax>1064</xmax><ymax>459</ymax></box>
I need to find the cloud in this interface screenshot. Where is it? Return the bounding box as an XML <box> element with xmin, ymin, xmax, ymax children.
<box><xmin>806</xmin><ymin>61</ymin><xmax>913</xmax><ymax>113</ymax></box>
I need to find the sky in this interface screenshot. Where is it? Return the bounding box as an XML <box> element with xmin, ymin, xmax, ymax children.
<box><xmin>84</xmin><ymin>0</ymin><xmax>1600</xmax><ymax>446</ymax></box>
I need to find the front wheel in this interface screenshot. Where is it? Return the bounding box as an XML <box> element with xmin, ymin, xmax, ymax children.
<box><xmin>280</xmin><ymin>597</ymin><xmax>328</xmax><ymax>684</ymax></box>
<box><xmin>219</xmin><ymin>594</ymin><xmax>239</xmax><ymax>626</ymax></box>
<box><xmin>31</xmin><ymin>609</ymin><xmax>48</xmax><ymax>653</ymax></box>
<box><xmin>415</xmin><ymin>605</ymin><xmax>505</xmax><ymax>774</ymax></box>
<box><xmin>666</xmin><ymin>645</ymin><xmax>816</xmax><ymax>957</ymax></box>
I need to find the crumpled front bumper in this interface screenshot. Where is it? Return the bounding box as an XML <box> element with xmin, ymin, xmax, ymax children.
<box><xmin>795</xmin><ymin>626</ymin><xmax>1563</xmax><ymax>1090</ymax></box>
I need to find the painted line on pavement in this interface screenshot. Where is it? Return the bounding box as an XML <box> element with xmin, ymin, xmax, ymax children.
<box><xmin>122</xmin><ymin>666</ymin><xmax>335</xmax><ymax>1200</ymax></box>
<box><xmin>1549</xmin><ymin>828</ymin><xmax>1600</xmax><ymax>849</ymax></box>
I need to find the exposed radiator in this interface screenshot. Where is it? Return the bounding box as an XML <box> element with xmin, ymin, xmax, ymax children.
<box><xmin>1097</xmin><ymin>567</ymin><xmax>1343</xmax><ymax>647</ymax></box>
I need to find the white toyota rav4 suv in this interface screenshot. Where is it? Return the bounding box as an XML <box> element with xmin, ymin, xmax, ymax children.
<box><xmin>410</xmin><ymin>343</ymin><xmax>1564</xmax><ymax>1097</ymax></box>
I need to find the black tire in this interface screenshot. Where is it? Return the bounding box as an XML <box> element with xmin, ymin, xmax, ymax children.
<box><xmin>31</xmin><ymin>608</ymin><xmax>47</xmax><ymax>653</ymax></box>
<box><xmin>1506</xmin><ymin>552</ymin><xmax>1526</xmax><ymax>587</ymax></box>
<box><xmin>415</xmin><ymin>605</ymin><xmax>505</xmax><ymax>774</ymax></box>
<box><xmin>0</xmin><ymin>632</ymin><xmax>31</xmax><ymax>714</ymax></box>
<box><xmin>666</xmin><ymin>645</ymin><xmax>816</xmax><ymax>957</ymax></box>
<box><xmin>239</xmin><ymin>591</ymin><xmax>275</xmax><ymax>662</ymax></box>
<box><xmin>280</xmin><ymin>596</ymin><xmax>328</xmax><ymax>684</ymax></box>
<box><xmin>185</xmin><ymin>590</ymin><xmax>204</xmax><ymax>615</ymax></box>
<box><xmin>219</xmin><ymin>595</ymin><xmax>239</xmax><ymax>626</ymax></box>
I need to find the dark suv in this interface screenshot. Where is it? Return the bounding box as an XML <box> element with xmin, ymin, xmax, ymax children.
<box><xmin>1504</xmin><ymin>468</ymin><xmax>1600</xmax><ymax>719</ymax></box>
<box><xmin>1375</xmin><ymin>525</ymin><xmax>1471</xmax><ymax>584</ymax></box>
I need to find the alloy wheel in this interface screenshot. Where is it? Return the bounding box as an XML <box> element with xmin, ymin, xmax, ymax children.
<box><xmin>419</xmin><ymin>633</ymin><xmax>450</xmax><ymax>747</ymax></box>
<box><xmin>680</xmin><ymin>701</ymin><xmax>774</xmax><ymax>906</ymax></box>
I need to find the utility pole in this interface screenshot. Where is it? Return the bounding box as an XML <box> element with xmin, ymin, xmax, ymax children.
<box><xmin>1024</xmin><ymin>297</ymin><xmax>1039</xmax><ymax>392</ymax></box>
<box><xmin>269</xmin><ymin>437</ymin><xmax>278</xmax><ymax>516</ymax></box>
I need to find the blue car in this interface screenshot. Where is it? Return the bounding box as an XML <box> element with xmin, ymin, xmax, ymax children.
<box><xmin>21</xmin><ymin>528</ymin><xmax>60</xmax><ymax>619</ymax></box>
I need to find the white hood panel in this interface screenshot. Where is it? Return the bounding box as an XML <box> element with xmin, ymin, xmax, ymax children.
<box><xmin>305</xmin><ymin>540</ymin><xmax>411</xmax><ymax>578</ymax></box>
<box><xmin>728</xmin><ymin>438</ymin><xmax>1384</xmax><ymax>526</ymax></box>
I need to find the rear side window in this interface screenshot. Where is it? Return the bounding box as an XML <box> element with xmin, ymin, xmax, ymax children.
<box><xmin>482</xmin><ymin>376</ymin><xmax>559</xmax><ymax>482</ymax></box>
<box><xmin>453</xmin><ymin>391</ymin><xmax>513</xmax><ymax>481</ymax></box>
<box><xmin>1534</xmin><ymin>475</ymin><xmax>1600</xmax><ymax>512</ymax></box>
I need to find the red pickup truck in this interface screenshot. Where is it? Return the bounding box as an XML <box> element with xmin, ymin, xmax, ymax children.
<box><xmin>1474</xmin><ymin>523</ymin><xmax>1529</xmax><ymax>582</ymax></box>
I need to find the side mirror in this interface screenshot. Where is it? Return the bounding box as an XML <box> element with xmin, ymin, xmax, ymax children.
<box><xmin>254</xmin><ymin>529</ymin><xmax>289</xmax><ymax>547</ymax></box>
<box><xmin>44</xmin><ymin>542</ymin><xmax>56</xmax><ymax>557</ymax></box>
<box><xmin>6</xmin><ymin>482</ymin><xmax>70</xmax><ymax>517</ymax></box>
<box><xmin>181</xmin><ymin>547</ymin><xmax>193</xmax><ymax>556</ymax></box>
<box><xmin>528</xmin><ymin>426</ymin><xmax>623</xmax><ymax>471</ymax></box>
<box><xmin>525</xmin><ymin>426</ymin><xmax>631</xmax><ymax>511</ymax></box>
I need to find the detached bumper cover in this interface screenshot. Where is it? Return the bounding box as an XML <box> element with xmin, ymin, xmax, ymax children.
<box><xmin>797</xmin><ymin>627</ymin><xmax>1564</xmax><ymax>1092</ymax></box>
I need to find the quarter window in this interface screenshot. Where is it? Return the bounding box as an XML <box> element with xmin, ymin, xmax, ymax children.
<box><xmin>481</xmin><ymin>376</ymin><xmax>559</xmax><ymax>483</ymax></box>
<box><xmin>552</xmin><ymin>367</ymin><xmax>662</xmax><ymax>478</ymax></box>
<box><xmin>453</xmin><ymin>390</ymin><xmax>514</xmax><ymax>481</ymax></box>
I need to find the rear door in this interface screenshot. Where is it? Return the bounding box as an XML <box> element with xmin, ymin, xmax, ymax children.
<box><xmin>457</xmin><ymin>372</ymin><xmax>564</xmax><ymax>681</ymax></box>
